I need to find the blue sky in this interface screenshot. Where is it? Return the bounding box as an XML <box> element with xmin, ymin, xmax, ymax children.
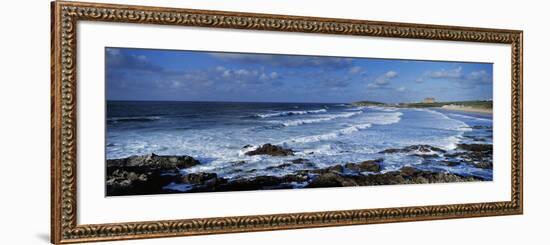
<box><xmin>106</xmin><ymin>47</ymin><xmax>492</xmax><ymax>103</ymax></box>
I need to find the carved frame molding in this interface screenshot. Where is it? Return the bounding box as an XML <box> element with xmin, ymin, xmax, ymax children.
<box><xmin>51</xmin><ymin>1</ymin><xmax>523</xmax><ymax>243</ymax></box>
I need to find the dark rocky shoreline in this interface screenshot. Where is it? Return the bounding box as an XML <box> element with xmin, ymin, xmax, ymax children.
<box><xmin>106</xmin><ymin>143</ymin><xmax>492</xmax><ymax>196</ymax></box>
<box><xmin>106</xmin><ymin>153</ymin><xmax>200</xmax><ymax>196</ymax></box>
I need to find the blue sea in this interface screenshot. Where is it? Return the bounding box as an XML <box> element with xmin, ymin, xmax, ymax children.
<box><xmin>106</xmin><ymin>101</ymin><xmax>493</xmax><ymax>181</ymax></box>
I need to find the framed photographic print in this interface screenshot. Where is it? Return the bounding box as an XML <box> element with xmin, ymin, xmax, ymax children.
<box><xmin>51</xmin><ymin>0</ymin><xmax>523</xmax><ymax>243</ymax></box>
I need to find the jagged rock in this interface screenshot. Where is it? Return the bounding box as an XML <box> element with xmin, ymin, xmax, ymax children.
<box><xmin>265</xmin><ymin>163</ymin><xmax>293</xmax><ymax>170</ymax></box>
<box><xmin>106</xmin><ymin>169</ymin><xmax>180</xmax><ymax>196</ymax></box>
<box><xmin>180</xmin><ymin>172</ymin><xmax>218</xmax><ymax>185</ymax></box>
<box><xmin>107</xmin><ymin>153</ymin><xmax>200</xmax><ymax>169</ymax></box>
<box><xmin>105</xmin><ymin>154</ymin><xmax>201</xmax><ymax>196</ymax></box>
<box><xmin>400</xmin><ymin>166</ymin><xmax>420</xmax><ymax>176</ymax></box>
<box><xmin>445</xmin><ymin>144</ymin><xmax>493</xmax><ymax>169</ymax></box>
<box><xmin>353</xmin><ymin>166</ymin><xmax>480</xmax><ymax>186</ymax></box>
<box><xmin>106</xmin><ymin>169</ymin><xmax>148</xmax><ymax>188</ymax></box>
<box><xmin>105</xmin><ymin>148</ymin><xmax>489</xmax><ymax>195</ymax></box>
<box><xmin>291</xmin><ymin>158</ymin><xmax>309</xmax><ymax>164</ymax></box>
<box><xmin>440</xmin><ymin>161</ymin><xmax>461</xmax><ymax>167</ymax></box>
<box><xmin>379</xmin><ymin>145</ymin><xmax>446</xmax><ymax>154</ymax></box>
<box><xmin>474</xmin><ymin>162</ymin><xmax>492</xmax><ymax>169</ymax></box>
<box><xmin>230</xmin><ymin>160</ymin><xmax>246</xmax><ymax>165</ymax></box>
<box><xmin>412</xmin><ymin>154</ymin><xmax>440</xmax><ymax>158</ymax></box>
<box><xmin>305</xmin><ymin>165</ymin><xmax>481</xmax><ymax>188</ymax></box>
<box><xmin>308</xmin><ymin>164</ymin><xmax>344</xmax><ymax>174</ymax></box>
<box><xmin>244</xmin><ymin>144</ymin><xmax>294</xmax><ymax>156</ymax></box>
<box><xmin>308</xmin><ymin>172</ymin><xmax>358</xmax><ymax>187</ymax></box>
<box><xmin>213</xmin><ymin>174</ymin><xmax>309</xmax><ymax>192</ymax></box>
<box><xmin>344</xmin><ymin>158</ymin><xmax>383</xmax><ymax>172</ymax></box>
<box><xmin>457</xmin><ymin>144</ymin><xmax>492</xmax><ymax>152</ymax></box>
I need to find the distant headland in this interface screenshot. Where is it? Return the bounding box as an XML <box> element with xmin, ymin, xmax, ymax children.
<box><xmin>352</xmin><ymin>98</ymin><xmax>493</xmax><ymax>114</ymax></box>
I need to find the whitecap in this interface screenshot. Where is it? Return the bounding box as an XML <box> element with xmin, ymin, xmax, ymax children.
<box><xmin>238</xmin><ymin>145</ymin><xmax>258</xmax><ymax>156</ymax></box>
<box><xmin>421</xmin><ymin>109</ymin><xmax>472</xmax><ymax>132</ymax></box>
<box><xmin>370</xmin><ymin>106</ymin><xmax>399</xmax><ymax>112</ymax></box>
<box><xmin>107</xmin><ymin>116</ymin><xmax>162</xmax><ymax>123</ymax></box>
<box><xmin>448</xmin><ymin>113</ymin><xmax>493</xmax><ymax>122</ymax></box>
<box><xmin>275</xmin><ymin>111</ymin><xmax>363</xmax><ymax>127</ymax></box>
<box><xmin>362</xmin><ymin>111</ymin><xmax>403</xmax><ymax>125</ymax></box>
<box><xmin>255</xmin><ymin>109</ymin><xmax>327</xmax><ymax>118</ymax></box>
<box><xmin>346</xmin><ymin>106</ymin><xmax>366</xmax><ymax>111</ymax></box>
<box><xmin>284</xmin><ymin>123</ymin><xmax>372</xmax><ymax>144</ymax></box>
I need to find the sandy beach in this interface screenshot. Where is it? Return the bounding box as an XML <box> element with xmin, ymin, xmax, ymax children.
<box><xmin>440</xmin><ymin>105</ymin><xmax>493</xmax><ymax>114</ymax></box>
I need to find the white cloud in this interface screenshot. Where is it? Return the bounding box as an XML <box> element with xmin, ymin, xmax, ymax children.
<box><xmin>385</xmin><ymin>71</ymin><xmax>398</xmax><ymax>78</ymax></box>
<box><xmin>235</xmin><ymin>69</ymin><xmax>252</xmax><ymax>76</ymax></box>
<box><xmin>374</xmin><ymin>71</ymin><xmax>398</xmax><ymax>86</ymax></box>
<box><xmin>418</xmin><ymin>66</ymin><xmax>492</xmax><ymax>87</ymax></box>
<box><xmin>397</xmin><ymin>86</ymin><xmax>406</xmax><ymax>92</ymax></box>
<box><xmin>320</xmin><ymin>77</ymin><xmax>351</xmax><ymax>88</ymax></box>
<box><xmin>427</xmin><ymin>66</ymin><xmax>462</xmax><ymax>79</ymax></box>
<box><xmin>222</xmin><ymin>70</ymin><xmax>232</xmax><ymax>78</ymax></box>
<box><xmin>348</xmin><ymin>66</ymin><xmax>364</xmax><ymax>75</ymax></box>
<box><xmin>152</xmin><ymin>65</ymin><xmax>281</xmax><ymax>91</ymax></box>
<box><xmin>467</xmin><ymin>70</ymin><xmax>490</xmax><ymax>83</ymax></box>
<box><xmin>171</xmin><ymin>81</ymin><xmax>181</xmax><ymax>88</ymax></box>
<box><xmin>375</xmin><ymin>77</ymin><xmax>388</xmax><ymax>85</ymax></box>
<box><xmin>136</xmin><ymin>55</ymin><xmax>148</xmax><ymax>61</ymax></box>
<box><xmin>367</xmin><ymin>83</ymin><xmax>379</xmax><ymax>89</ymax></box>
<box><xmin>209</xmin><ymin>52</ymin><xmax>354</xmax><ymax>69</ymax></box>
<box><xmin>259</xmin><ymin>73</ymin><xmax>269</xmax><ymax>81</ymax></box>
<box><xmin>209</xmin><ymin>67</ymin><xmax>281</xmax><ymax>87</ymax></box>
<box><xmin>259</xmin><ymin>72</ymin><xmax>279</xmax><ymax>81</ymax></box>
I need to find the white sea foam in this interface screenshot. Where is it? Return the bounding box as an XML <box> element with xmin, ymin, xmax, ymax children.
<box><xmin>276</xmin><ymin>110</ymin><xmax>401</xmax><ymax>128</ymax></box>
<box><xmin>369</xmin><ymin>106</ymin><xmax>399</xmax><ymax>112</ymax></box>
<box><xmin>442</xmin><ymin>135</ymin><xmax>463</xmax><ymax>150</ymax></box>
<box><xmin>449</xmin><ymin>113</ymin><xmax>492</xmax><ymax>122</ymax></box>
<box><xmin>276</xmin><ymin>111</ymin><xmax>362</xmax><ymax>127</ymax></box>
<box><xmin>346</xmin><ymin>106</ymin><xmax>366</xmax><ymax>111</ymax></box>
<box><xmin>421</xmin><ymin>109</ymin><xmax>472</xmax><ymax>132</ymax></box>
<box><xmin>410</xmin><ymin>109</ymin><xmax>473</xmax><ymax>149</ymax></box>
<box><xmin>278</xmin><ymin>110</ymin><xmax>403</xmax><ymax>145</ymax></box>
<box><xmin>285</xmin><ymin>123</ymin><xmax>373</xmax><ymax>144</ymax></box>
<box><xmin>237</xmin><ymin>144</ymin><xmax>258</xmax><ymax>156</ymax></box>
<box><xmin>256</xmin><ymin>109</ymin><xmax>327</xmax><ymax>118</ymax></box>
<box><xmin>107</xmin><ymin>116</ymin><xmax>162</xmax><ymax>122</ymax></box>
<box><xmin>363</xmin><ymin>111</ymin><xmax>403</xmax><ymax>125</ymax></box>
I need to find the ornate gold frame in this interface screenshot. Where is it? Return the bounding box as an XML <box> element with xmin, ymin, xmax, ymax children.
<box><xmin>51</xmin><ymin>1</ymin><xmax>523</xmax><ymax>243</ymax></box>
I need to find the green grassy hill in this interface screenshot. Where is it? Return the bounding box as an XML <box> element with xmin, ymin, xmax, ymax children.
<box><xmin>351</xmin><ymin>101</ymin><xmax>386</xmax><ymax>106</ymax></box>
<box><xmin>351</xmin><ymin>100</ymin><xmax>492</xmax><ymax>109</ymax></box>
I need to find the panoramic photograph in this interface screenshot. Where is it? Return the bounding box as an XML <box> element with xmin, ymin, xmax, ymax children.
<box><xmin>105</xmin><ymin>47</ymin><xmax>493</xmax><ymax>196</ymax></box>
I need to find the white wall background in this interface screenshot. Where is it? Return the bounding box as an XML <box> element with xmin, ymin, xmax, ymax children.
<box><xmin>1</xmin><ymin>0</ymin><xmax>547</xmax><ymax>244</ymax></box>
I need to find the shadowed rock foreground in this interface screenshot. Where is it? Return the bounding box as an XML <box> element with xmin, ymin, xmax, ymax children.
<box><xmin>106</xmin><ymin>143</ymin><xmax>491</xmax><ymax>196</ymax></box>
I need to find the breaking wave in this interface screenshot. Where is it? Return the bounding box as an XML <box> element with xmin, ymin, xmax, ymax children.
<box><xmin>255</xmin><ymin>109</ymin><xmax>327</xmax><ymax>118</ymax></box>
